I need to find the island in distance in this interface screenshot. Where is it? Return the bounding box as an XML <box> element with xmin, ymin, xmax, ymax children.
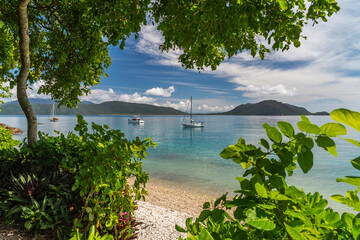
<box><xmin>0</xmin><ymin>99</ymin><xmax>328</xmax><ymax>116</ymax></box>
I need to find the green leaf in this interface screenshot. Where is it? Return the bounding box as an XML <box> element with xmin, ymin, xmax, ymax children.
<box><xmin>285</xmin><ymin>223</ymin><xmax>303</xmax><ymax>240</ymax></box>
<box><xmin>341</xmin><ymin>212</ymin><xmax>354</xmax><ymax>230</ymax></box>
<box><xmin>260</xmin><ymin>138</ymin><xmax>270</xmax><ymax>149</ymax></box>
<box><xmin>337</xmin><ymin>176</ymin><xmax>360</xmax><ymax>187</ymax></box>
<box><xmin>89</xmin><ymin>212</ymin><xmax>95</xmax><ymax>222</ymax></box>
<box><xmin>175</xmin><ymin>224</ymin><xmax>186</xmax><ymax>232</ymax></box>
<box><xmin>255</xmin><ymin>183</ymin><xmax>268</xmax><ymax>198</ymax></box>
<box><xmin>301</xmin><ymin>115</ymin><xmax>311</xmax><ymax>123</ymax></box>
<box><xmin>345</xmin><ymin>138</ymin><xmax>360</xmax><ymax>147</ymax></box>
<box><xmin>277</xmin><ymin>121</ymin><xmax>294</xmax><ymax>138</ymax></box>
<box><xmin>331</xmin><ymin>109</ymin><xmax>360</xmax><ymax>132</ymax></box>
<box><xmin>72</xmin><ymin>180</ymin><xmax>80</xmax><ymax>191</ymax></box>
<box><xmin>351</xmin><ymin>156</ymin><xmax>360</xmax><ymax>171</ymax></box>
<box><xmin>198</xmin><ymin>210</ymin><xmax>211</xmax><ymax>222</ymax></box>
<box><xmin>297</xmin><ymin>145</ymin><xmax>313</xmax><ymax>173</ymax></box>
<box><xmin>325</xmin><ymin>211</ymin><xmax>340</xmax><ymax>224</ymax></box>
<box><xmin>320</xmin><ymin>123</ymin><xmax>347</xmax><ymax>137</ymax></box>
<box><xmin>277</xmin><ymin>0</ymin><xmax>288</xmax><ymax>10</ymax></box>
<box><xmin>268</xmin><ymin>191</ymin><xmax>290</xmax><ymax>201</ymax></box>
<box><xmin>263</xmin><ymin>123</ymin><xmax>282</xmax><ymax>143</ymax></box>
<box><xmin>297</xmin><ymin>121</ymin><xmax>321</xmax><ymax>135</ymax></box>
<box><xmin>219</xmin><ymin>146</ymin><xmax>236</xmax><ymax>159</ymax></box>
<box><xmin>353</xmin><ymin>214</ymin><xmax>360</xmax><ymax>239</ymax></box>
<box><xmin>247</xmin><ymin>218</ymin><xmax>276</xmax><ymax>231</ymax></box>
<box><xmin>198</xmin><ymin>228</ymin><xmax>215</xmax><ymax>240</ymax></box>
<box><xmin>24</xmin><ymin>221</ymin><xmax>33</xmax><ymax>231</ymax></box>
<box><xmin>88</xmin><ymin>225</ymin><xmax>95</xmax><ymax>240</ymax></box>
<box><xmin>315</xmin><ymin>135</ymin><xmax>337</xmax><ymax>157</ymax></box>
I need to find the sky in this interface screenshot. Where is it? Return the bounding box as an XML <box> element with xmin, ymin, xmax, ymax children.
<box><xmin>4</xmin><ymin>0</ymin><xmax>360</xmax><ymax>113</ymax></box>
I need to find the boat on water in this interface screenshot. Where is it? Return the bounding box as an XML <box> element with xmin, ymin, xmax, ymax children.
<box><xmin>182</xmin><ymin>97</ymin><xmax>204</xmax><ymax>128</ymax></box>
<box><xmin>128</xmin><ymin>115</ymin><xmax>144</xmax><ymax>123</ymax></box>
<box><xmin>50</xmin><ymin>104</ymin><xmax>59</xmax><ymax>122</ymax></box>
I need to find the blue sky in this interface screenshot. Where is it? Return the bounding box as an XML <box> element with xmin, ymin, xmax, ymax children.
<box><xmin>5</xmin><ymin>0</ymin><xmax>360</xmax><ymax>113</ymax></box>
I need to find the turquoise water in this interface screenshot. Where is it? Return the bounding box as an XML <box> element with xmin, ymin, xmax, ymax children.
<box><xmin>2</xmin><ymin>115</ymin><xmax>360</xmax><ymax>212</ymax></box>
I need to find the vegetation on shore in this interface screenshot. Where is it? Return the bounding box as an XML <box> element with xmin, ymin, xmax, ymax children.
<box><xmin>0</xmin><ymin>116</ymin><xmax>155</xmax><ymax>239</ymax></box>
<box><xmin>177</xmin><ymin>108</ymin><xmax>360</xmax><ymax>239</ymax></box>
<box><xmin>0</xmin><ymin>0</ymin><xmax>344</xmax><ymax>239</ymax></box>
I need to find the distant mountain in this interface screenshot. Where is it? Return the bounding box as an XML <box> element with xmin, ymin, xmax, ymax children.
<box><xmin>7</xmin><ymin>98</ymin><xmax>94</xmax><ymax>105</ymax></box>
<box><xmin>221</xmin><ymin>100</ymin><xmax>328</xmax><ymax>115</ymax></box>
<box><xmin>0</xmin><ymin>101</ymin><xmax>184</xmax><ymax>115</ymax></box>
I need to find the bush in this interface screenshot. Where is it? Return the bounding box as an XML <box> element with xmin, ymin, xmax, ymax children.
<box><xmin>0</xmin><ymin>126</ymin><xmax>20</xmax><ymax>150</ymax></box>
<box><xmin>0</xmin><ymin>115</ymin><xmax>155</xmax><ymax>239</ymax></box>
<box><xmin>178</xmin><ymin>109</ymin><xmax>360</xmax><ymax>239</ymax></box>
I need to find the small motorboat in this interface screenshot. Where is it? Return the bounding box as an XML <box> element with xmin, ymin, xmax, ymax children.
<box><xmin>128</xmin><ymin>115</ymin><xmax>144</xmax><ymax>123</ymax></box>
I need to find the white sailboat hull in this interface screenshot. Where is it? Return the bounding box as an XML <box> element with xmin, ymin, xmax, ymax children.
<box><xmin>182</xmin><ymin>123</ymin><xmax>204</xmax><ymax>128</ymax></box>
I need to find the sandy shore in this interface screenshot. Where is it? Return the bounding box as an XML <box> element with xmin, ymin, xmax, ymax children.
<box><xmin>134</xmin><ymin>178</ymin><xmax>221</xmax><ymax>239</ymax></box>
<box><xmin>141</xmin><ymin>178</ymin><xmax>220</xmax><ymax>216</ymax></box>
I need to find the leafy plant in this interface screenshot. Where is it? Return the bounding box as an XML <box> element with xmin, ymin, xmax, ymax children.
<box><xmin>178</xmin><ymin>109</ymin><xmax>360</xmax><ymax>239</ymax></box>
<box><xmin>0</xmin><ymin>115</ymin><xmax>155</xmax><ymax>239</ymax></box>
<box><xmin>0</xmin><ymin>127</ymin><xmax>20</xmax><ymax>150</ymax></box>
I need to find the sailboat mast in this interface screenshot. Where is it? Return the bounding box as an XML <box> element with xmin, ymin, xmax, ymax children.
<box><xmin>190</xmin><ymin>96</ymin><xmax>192</xmax><ymax>121</ymax></box>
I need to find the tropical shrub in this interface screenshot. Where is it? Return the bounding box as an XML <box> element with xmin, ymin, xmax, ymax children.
<box><xmin>178</xmin><ymin>108</ymin><xmax>360</xmax><ymax>239</ymax></box>
<box><xmin>0</xmin><ymin>115</ymin><xmax>155</xmax><ymax>239</ymax></box>
<box><xmin>0</xmin><ymin>126</ymin><xmax>20</xmax><ymax>150</ymax></box>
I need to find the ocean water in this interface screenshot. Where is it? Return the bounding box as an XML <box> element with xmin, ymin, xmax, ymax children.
<box><xmin>2</xmin><ymin>114</ymin><xmax>360</xmax><ymax>213</ymax></box>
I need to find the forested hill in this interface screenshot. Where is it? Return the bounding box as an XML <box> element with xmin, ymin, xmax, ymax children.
<box><xmin>0</xmin><ymin>101</ymin><xmax>184</xmax><ymax>115</ymax></box>
<box><xmin>221</xmin><ymin>100</ymin><xmax>328</xmax><ymax>115</ymax></box>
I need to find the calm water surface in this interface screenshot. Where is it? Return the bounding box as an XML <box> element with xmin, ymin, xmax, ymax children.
<box><xmin>3</xmin><ymin>115</ymin><xmax>360</xmax><ymax>212</ymax></box>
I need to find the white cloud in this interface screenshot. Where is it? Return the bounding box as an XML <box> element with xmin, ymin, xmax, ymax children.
<box><xmin>80</xmin><ymin>88</ymin><xmax>155</xmax><ymax>104</ymax></box>
<box><xmin>155</xmin><ymin>99</ymin><xmax>234</xmax><ymax>113</ymax></box>
<box><xmin>144</xmin><ymin>86</ymin><xmax>175</xmax><ymax>97</ymax></box>
<box><xmin>134</xmin><ymin>0</ymin><xmax>360</xmax><ymax>112</ymax></box>
<box><xmin>235</xmin><ymin>84</ymin><xmax>296</xmax><ymax>97</ymax></box>
<box><xmin>195</xmin><ymin>104</ymin><xmax>234</xmax><ymax>113</ymax></box>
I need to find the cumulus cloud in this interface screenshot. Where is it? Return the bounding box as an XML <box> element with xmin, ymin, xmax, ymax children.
<box><xmin>195</xmin><ymin>104</ymin><xmax>235</xmax><ymax>113</ymax></box>
<box><xmin>155</xmin><ymin>99</ymin><xmax>234</xmax><ymax>113</ymax></box>
<box><xmin>144</xmin><ymin>86</ymin><xmax>175</xmax><ymax>97</ymax></box>
<box><xmin>1</xmin><ymin>80</ymin><xmax>50</xmax><ymax>102</ymax></box>
<box><xmin>80</xmin><ymin>88</ymin><xmax>155</xmax><ymax>104</ymax></box>
<box><xmin>235</xmin><ymin>84</ymin><xmax>296</xmax><ymax>97</ymax></box>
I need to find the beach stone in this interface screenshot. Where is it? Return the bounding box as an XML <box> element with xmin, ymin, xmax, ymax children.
<box><xmin>135</xmin><ymin>201</ymin><xmax>190</xmax><ymax>240</ymax></box>
<box><xmin>0</xmin><ymin>124</ymin><xmax>24</xmax><ymax>135</ymax></box>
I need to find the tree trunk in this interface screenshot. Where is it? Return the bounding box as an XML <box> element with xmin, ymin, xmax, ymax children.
<box><xmin>17</xmin><ymin>0</ymin><xmax>37</xmax><ymax>144</ymax></box>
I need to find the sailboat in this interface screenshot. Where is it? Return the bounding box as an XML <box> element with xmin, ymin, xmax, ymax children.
<box><xmin>182</xmin><ymin>97</ymin><xmax>204</xmax><ymax>128</ymax></box>
<box><xmin>49</xmin><ymin>104</ymin><xmax>59</xmax><ymax>122</ymax></box>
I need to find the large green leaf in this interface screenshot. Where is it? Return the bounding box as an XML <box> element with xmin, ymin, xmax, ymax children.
<box><xmin>255</xmin><ymin>182</ymin><xmax>268</xmax><ymax>198</ymax></box>
<box><xmin>278</xmin><ymin>121</ymin><xmax>294</xmax><ymax>138</ymax></box>
<box><xmin>263</xmin><ymin>123</ymin><xmax>282</xmax><ymax>143</ymax></box>
<box><xmin>337</xmin><ymin>176</ymin><xmax>360</xmax><ymax>187</ymax></box>
<box><xmin>285</xmin><ymin>223</ymin><xmax>303</xmax><ymax>240</ymax></box>
<box><xmin>219</xmin><ymin>146</ymin><xmax>236</xmax><ymax>159</ymax></box>
<box><xmin>247</xmin><ymin>218</ymin><xmax>276</xmax><ymax>231</ymax></box>
<box><xmin>297</xmin><ymin>145</ymin><xmax>313</xmax><ymax>173</ymax></box>
<box><xmin>351</xmin><ymin>157</ymin><xmax>360</xmax><ymax>171</ymax></box>
<box><xmin>297</xmin><ymin>121</ymin><xmax>321</xmax><ymax>135</ymax></box>
<box><xmin>345</xmin><ymin>138</ymin><xmax>360</xmax><ymax>148</ymax></box>
<box><xmin>320</xmin><ymin>123</ymin><xmax>347</xmax><ymax>137</ymax></box>
<box><xmin>315</xmin><ymin>135</ymin><xmax>337</xmax><ymax>157</ymax></box>
<box><xmin>331</xmin><ymin>109</ymin><xmax>360</xmax><ymax>132</ymax></box>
